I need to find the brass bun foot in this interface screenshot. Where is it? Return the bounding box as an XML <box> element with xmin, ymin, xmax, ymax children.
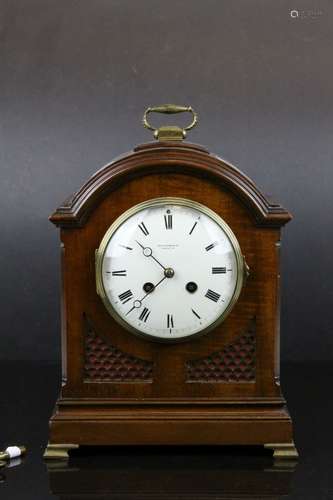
<box><xmin>264</xmin><ymin>441</ymin><xmax>299</xmax><ymax>460</ymax></box>
<box><xmin>43</xmin><ymin>443</ymin><xmax>79</xmax><ymax>460</ymax></box>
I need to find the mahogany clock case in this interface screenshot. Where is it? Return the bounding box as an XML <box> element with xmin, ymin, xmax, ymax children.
<box><xmin>46</xmin><ymin>140</ymin><xmax>296</xmax><ymax>454</ymax></box>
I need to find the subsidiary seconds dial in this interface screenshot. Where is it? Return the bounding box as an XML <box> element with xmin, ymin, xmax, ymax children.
<box><xmin>96</xmin><ymin>197</ymin><xmax>246</xmax><ymax>342</ymax></box>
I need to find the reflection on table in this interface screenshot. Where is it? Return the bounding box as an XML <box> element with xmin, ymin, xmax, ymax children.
<box><xmin>47</xmin><ymin>447</ymin><xmax>296</xmax><ymax>499</ymax></box>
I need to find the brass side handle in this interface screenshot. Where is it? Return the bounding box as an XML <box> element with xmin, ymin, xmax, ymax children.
<box><xmin>143</xmin><ymin>104</ymin><xmax>198</xmax><ymax>141</ymax></box>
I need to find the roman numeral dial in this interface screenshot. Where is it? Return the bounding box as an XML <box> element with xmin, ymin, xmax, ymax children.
<box><xmin>118</xmin><ymin>290</ymin><xmax>133</xmax><ymax>304</ymax></box>
<box><xmin>189</xmin><ymin>221</ymin><xmax>197</xmax><ymax>235</ymax></box>
<box><xmin>205</xmin><ymin>241</ymin><xmax>218</xmax><ymax>251</ymax></box>
<box><xmin>212</xmin><ymin>267</ymin><xmax>226</xmax><ymax>274</ymax></box>
<box><xmin>167</xmin><ymin>314</ymin><xmax>174</xmax><ymax>332</ymax></box>
<box><xmin>111</xmin><ymin>270</ymin><xmax>127</xmax><ymax>276</ymax></box>
<box><xmin>138</xmin><ymin>222</ymin><xmax>149</xmax><ymax>236</ymax></box>
<box><xmin>192</xmin><ymin>309</ymin><xmax>201</xmax><ymax>319</ymax></box>
<box><xmin>205</xmin><ymin>289</ymin><xmax>221</xmax><ymax>302</ymax></box>
<box><xmin>139</xmin><ymin>307</ymin><xmax>151</xmax><ymax>323</ymax></box>
<box><xmin>164</xmin><ymin>213</ymin><xmax>173</xmax><ymax>229</ymax></box>
<box><xmin>98</xmin><ymin>198</ymin><xmax>244</xmax><ymax>341</ymax></box>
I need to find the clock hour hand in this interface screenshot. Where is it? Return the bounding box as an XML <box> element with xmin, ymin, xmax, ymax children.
<box><xmin>135</xmin><ymin>240</ymin><xmax>167</xmax><ymax>271</ymax></box>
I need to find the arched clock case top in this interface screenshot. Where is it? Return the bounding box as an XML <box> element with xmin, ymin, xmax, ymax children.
<box><xmin>46</xmin><ymin>130</ymin><xmax>296</xmax><ymax>459</ymax></box>
<box><xmin>49</xmin><ymin>142</ymin><xmax>291</xmax><ymax>229</ymax></box>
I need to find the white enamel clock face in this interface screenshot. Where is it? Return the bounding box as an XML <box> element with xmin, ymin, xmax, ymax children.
<box><xmin>96</xmin><ymin>198</ymin><xmax>245</xmax><ymax>342</ymax></box>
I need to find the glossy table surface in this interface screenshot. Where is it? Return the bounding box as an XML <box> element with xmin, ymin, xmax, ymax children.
<box><xmin>0</xmin><ymin>362</ymin><xmax>332</xmax><ymax>499</ymax></box>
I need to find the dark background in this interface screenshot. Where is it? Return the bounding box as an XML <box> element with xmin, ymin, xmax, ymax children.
<box><xmin>1</xmin><ymin>0</ymin><xmax>332</xmax><ymax>362</ymax></box>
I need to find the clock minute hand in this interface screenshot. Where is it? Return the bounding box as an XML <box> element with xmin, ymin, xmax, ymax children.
<box><xmin>151</xmin><ymin>275</ymin><xmax>167</xmax><ymax>291</ymax></box>
<box><xmin>135</xmin><ymin>240</ymin><xmax>167</xmax><ymax>271</ymax></box>
<box><xmin>139</xmin><ymin>275</ymin><xmax>167</xmax><ymax>301</ymax></box>
<box><xmin>125</xmin><ymin>276</ymin><xmax>167</xmax><ymax>316</ymax></box>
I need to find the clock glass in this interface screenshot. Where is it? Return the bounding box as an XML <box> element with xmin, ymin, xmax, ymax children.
<box><xmin>96</xmin><ymin>197</ymin><xmax>245</xmax><ymax>342</ymax></box>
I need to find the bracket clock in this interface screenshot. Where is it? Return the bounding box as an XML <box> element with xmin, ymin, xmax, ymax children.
<box><xmin>44</xmin><ymin>105</ymin><xmax>298</xmax><ymax>460</ymax></box>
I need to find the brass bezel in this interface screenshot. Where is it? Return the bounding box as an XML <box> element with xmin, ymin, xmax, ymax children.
<box><xmin>95</xmin><ymin>197</ymin><xmax>246</xmax><ymax>343</ymax></box>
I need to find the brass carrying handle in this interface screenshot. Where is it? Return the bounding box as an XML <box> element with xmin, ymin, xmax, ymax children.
<box><xmin>143</xmin><ymin>104</ymin><xmax>198</xmax><ymax>141</ymax></box>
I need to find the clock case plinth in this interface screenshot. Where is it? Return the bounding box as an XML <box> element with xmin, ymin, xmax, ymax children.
<box><xmin>46</xmin><ymin>141</ymin><xmax>297</xmax><ymax>458</ymax></box>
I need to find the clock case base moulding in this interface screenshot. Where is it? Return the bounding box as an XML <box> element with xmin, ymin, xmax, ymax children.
<box><xmin>46</xmin><ymin>140</ymin><xmax>297</xmax><ymax>459</ymax></box>
<box><xmin>44</xmin><ymin>402</ymin><xmax>297</xmax><ymax>460</ymax></box>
